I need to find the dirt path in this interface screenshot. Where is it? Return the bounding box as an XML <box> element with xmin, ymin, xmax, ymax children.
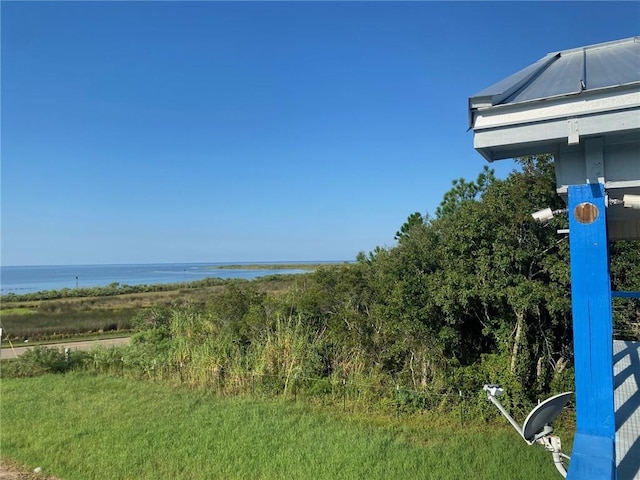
<box><xmin>0</xmin><ymin>460</ymin><xmax>61</xmax><ymax>480</ymax></box>
<box><xmin>0</xmin><ymin>337</ymin><xmax>130</xmax><ymax>360</ymax></box>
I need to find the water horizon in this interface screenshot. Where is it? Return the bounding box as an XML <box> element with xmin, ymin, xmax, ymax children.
<box><xmin>0</xmin><ymin>261</ymin><xmax>346</xmax><ymax>295</ymax></box>
<box><xmin>1</xmin><ymin>260</ymin><xmax>344</xmax><ymax>268</ymax></box>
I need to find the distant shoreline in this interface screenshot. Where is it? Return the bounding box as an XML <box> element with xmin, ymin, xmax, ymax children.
<box><xmin>1</xmin><ymin>262</ymin><xmax>349</xmax><ymax>296</ymax></box>
<box><xmin>208</xmin><ymin>262</ymin><xmax>345</xmax><ymax>271</ymax></box>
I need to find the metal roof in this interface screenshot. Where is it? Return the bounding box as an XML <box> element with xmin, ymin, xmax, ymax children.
<box><xmin>468</xmin><ymin>37</ymin><xmax>640</xmax><ymax>241</ymax></box>
<box><xmin>470</xmin><ymin>37</ymin><xmax>640</xmax><ymax>114</ymax></box>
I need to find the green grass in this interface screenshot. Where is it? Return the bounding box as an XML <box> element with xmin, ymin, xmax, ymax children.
<box><xmin>1</xmin><ymin>373</ymin><xmax>562</xmax><ymax>480</ymax></box>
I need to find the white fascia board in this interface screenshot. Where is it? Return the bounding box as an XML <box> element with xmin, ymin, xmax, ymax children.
<box><xmin>472</xmin><ymin>85</ymin><xmax>640</xmax><ymax>131</ymax></box>
<box><xmin>606</xmin><ymin>180</ymin><xmax>640</xmax><ymax>189</ymax></box>
<box><xmin>474</xmin><ymin>108</ymin><xmax>640</xmax><ymax>155</ymax></box>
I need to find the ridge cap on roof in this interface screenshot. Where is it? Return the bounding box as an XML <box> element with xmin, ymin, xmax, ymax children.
<box><xmin>556</xmin><ymin>36</ymin><xmax>639</xmax><ymax>56</ymax></box>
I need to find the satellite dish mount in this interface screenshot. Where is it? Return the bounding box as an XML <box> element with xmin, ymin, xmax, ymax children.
<box><xmin>483</xmin><ymin>385</ymin><xmax>572</xmax><ymax>478</ymax></box>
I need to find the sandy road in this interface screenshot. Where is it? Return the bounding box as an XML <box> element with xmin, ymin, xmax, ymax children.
<box><xmin>0</xmin><ymin>336</ymin><xmax>131</xmax><ymax>360</ymax></box>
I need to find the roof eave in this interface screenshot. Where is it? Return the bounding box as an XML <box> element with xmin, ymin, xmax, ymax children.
<box><xmin>473</xmin><ymin>105</ymin><xmax>640</xmax><ymax>162</ymax></box>
<box><xmin>471</xmin><ymin>82</ymin><xmax>640</xmax><ymax>135</ymax></box>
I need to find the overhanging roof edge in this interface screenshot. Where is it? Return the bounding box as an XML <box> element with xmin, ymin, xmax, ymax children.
<box><xmin>471</xmin><ymin>83</ymin><xmax>640</xmax><ymax>131</ymax></box>
<box><xmin>475</xmin><ymin>81</ymin><xmax>640</xmax><ymax>118</ymax></box>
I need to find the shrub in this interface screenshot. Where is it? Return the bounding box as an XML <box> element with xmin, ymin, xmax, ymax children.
<box><xmin>2</xmin><ymin>346</ymin><xmax>90</xmax><ymax>378</ymax></box>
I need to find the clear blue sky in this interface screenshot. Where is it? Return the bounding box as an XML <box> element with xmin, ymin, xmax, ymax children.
<box><xmin>2</xmin><ymin>1</ymin><xmax>638</xmax><ymax>266</ymax></box>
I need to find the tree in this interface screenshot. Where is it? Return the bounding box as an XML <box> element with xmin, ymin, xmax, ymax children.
<box><xmin>394</xmin><ymin>212</ymin><xmax>426</xmax><ymax>242</ymax></box>
<box><xmin>435</xmin><ymin>166</ymin><xmax>496</xmax><ymax>218</ymax></box>
<box><xmin>363</xmin><ymin>155</ymin><xmax>573</xmax><ymax>399</ymax></box>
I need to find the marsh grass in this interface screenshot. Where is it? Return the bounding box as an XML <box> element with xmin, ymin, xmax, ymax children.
<box><xmin>0</xmin><ymin>276</ymin><xmax>297</xmax><ymax>341</ymax></box>
<box><xmin>0</xmin><ymin>307</ymin><xmax>36</xmax><ymax>316</ymax></box>
<box><xmin>1</xmin><ymin>373</ymin><xmax>561</xmax><ymax>480</ymax></box>
<box><xmin>1</xmin><ymin>309</ymin><xmax>134</xmax><ymax>340</ymax></box>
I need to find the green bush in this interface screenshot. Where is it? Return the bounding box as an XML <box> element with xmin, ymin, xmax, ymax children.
<box><xmin>2</xmin><ymin>346</ymin><xmax>90</xmax><ymax>378</ymax></box>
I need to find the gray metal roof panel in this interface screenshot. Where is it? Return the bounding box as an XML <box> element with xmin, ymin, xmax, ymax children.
<box><xmin>470</xmin><ymin>37</ymin><xmax>640</xmax><ymax>109</ymax></box>
<box><xmin>587</xmin><ymin>41</ymin><xmax>640</xmax><ymax>89</ymax></box>
<box><xmin>506</xmin><ymin>49</ymin><xmax>583</xmax><ymax>103</ymax></box>
<box><xmin>469</xmin><ymin>53</ymin><xmax>558</xmax><ymax>108</ymax></box>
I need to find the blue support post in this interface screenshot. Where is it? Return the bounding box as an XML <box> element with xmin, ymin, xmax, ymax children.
<box><xmin>566</xmin><ymin>184</ymin><xmax>616</xmax><ymax>480</ymax></box>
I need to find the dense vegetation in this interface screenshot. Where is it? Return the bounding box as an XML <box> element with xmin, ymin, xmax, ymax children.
<box><xmin>4</xmin><ymin>156</ymin><xmax>639</xmax><ymax>413</ymax></box>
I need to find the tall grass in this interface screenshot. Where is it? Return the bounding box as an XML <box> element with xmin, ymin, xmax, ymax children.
<box><xmin>156</xmin><ymin>308</ymin><xmax>395</xmax><ymax>409</ymax></box>
<box><xmin>1</xmin><ymin>373</ymin><xmax>562</xmax><ymax>480</ymax></box>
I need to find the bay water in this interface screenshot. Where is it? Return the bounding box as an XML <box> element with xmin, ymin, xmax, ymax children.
<box><xmin>0</xmin><ymin>262</ymin><xmax>317</xmax><ymax>294</ymax></box>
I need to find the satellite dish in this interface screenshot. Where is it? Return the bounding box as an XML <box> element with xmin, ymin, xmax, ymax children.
<box><xmin>483</xmin><ymin>386</ymin><xmax>572</xmax><ymax>478</ymax></box>
<box><xmin>522</xmin><ymin>391</ymin><xmax>573</xmax><ymax>444</ymax></box>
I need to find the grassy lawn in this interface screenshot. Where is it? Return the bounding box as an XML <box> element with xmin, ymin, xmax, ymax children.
<box><xmin>0</xmin><ymin>373</ymin><xmax>561</xmax><ymax>480</ymax></box>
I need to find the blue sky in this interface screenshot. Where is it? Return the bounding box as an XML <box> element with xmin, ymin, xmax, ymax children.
<box><xmin>2</xmin><ymin>1</ymin><xmax>639</xmax><ymax>266</ymax></box>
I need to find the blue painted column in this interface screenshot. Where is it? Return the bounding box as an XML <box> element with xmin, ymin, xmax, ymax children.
<box><xmin>566</xmin><ymin>184</ymin><xmax>616</xmax><ymax>480</ymax></box>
